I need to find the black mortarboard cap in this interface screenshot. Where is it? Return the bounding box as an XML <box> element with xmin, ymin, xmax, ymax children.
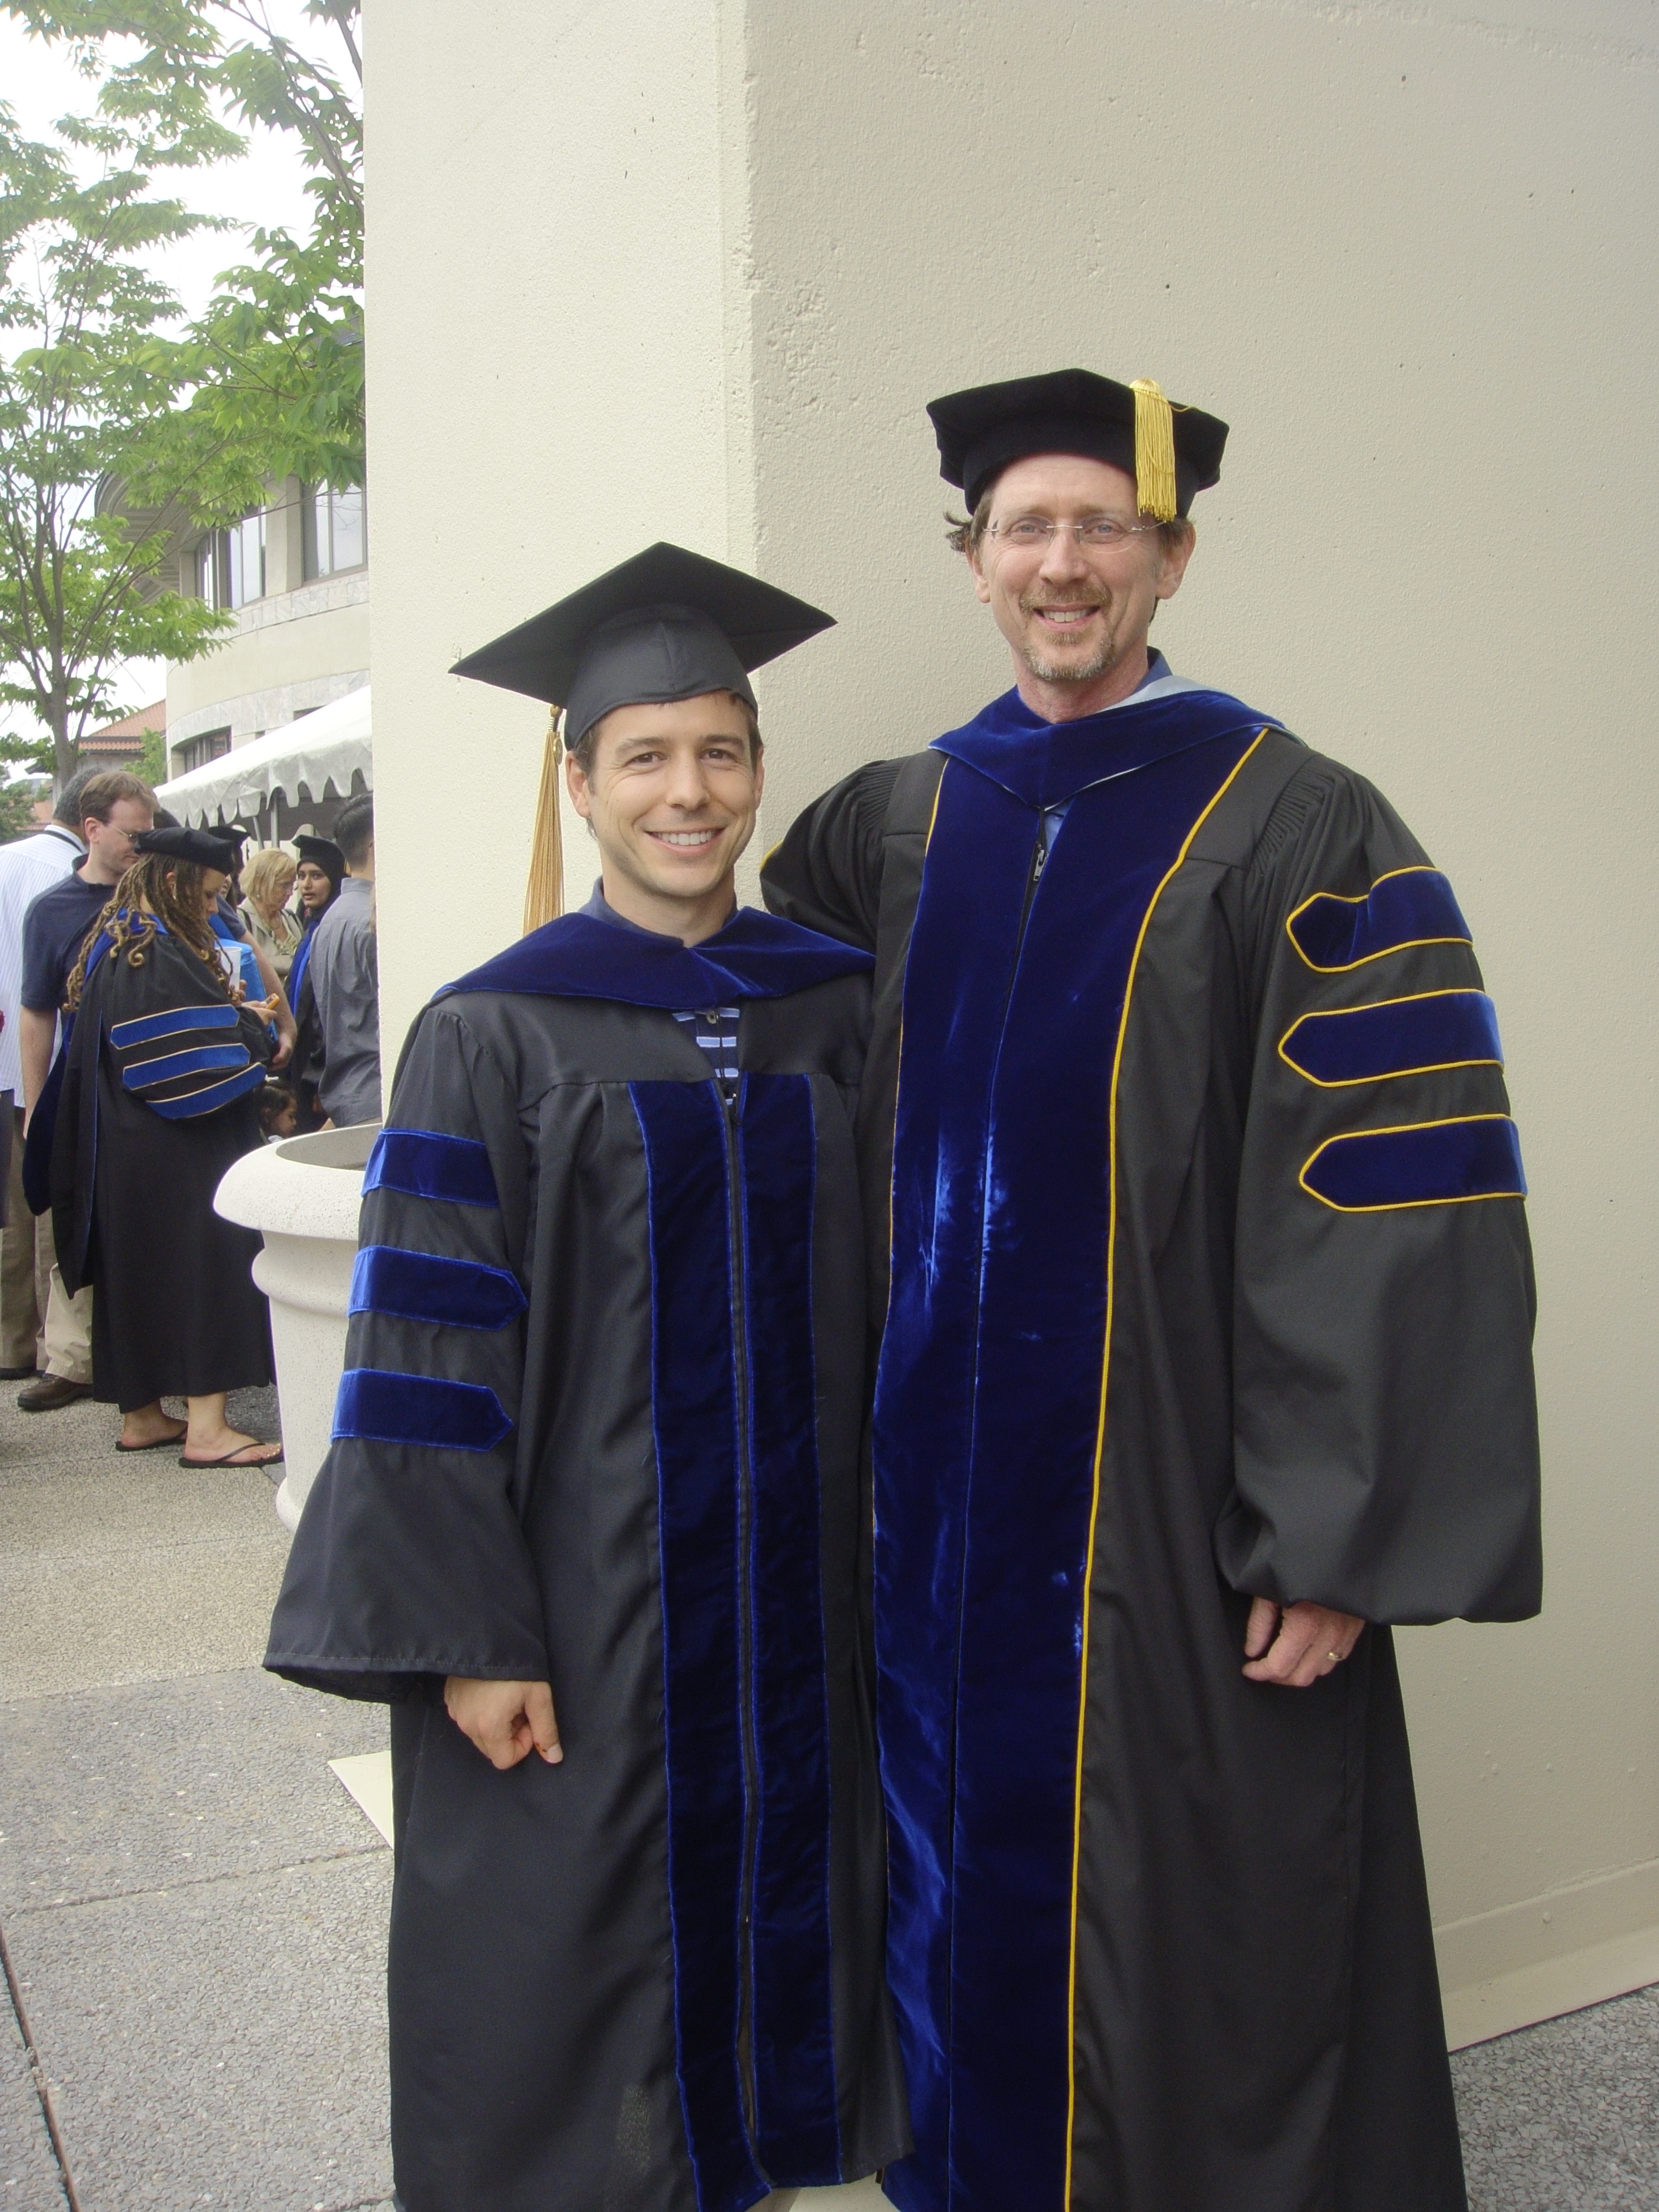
<box><xmin>293</xmin><ymin>834</ymin><xmax>345</xmax><ymax>886</ymax></box>
<box><xmin>133</xmin><ymin>824</ymin><xmax>240</xmax><ymax>870</ymax></box>
<box><xmin>448</xmin><ymin>543</ymin><xmax>836</xmax><ymax>744</ymax></box>
<box><xmin>928</xmin><ymin>368</ymin><xmax>1228</xmax><ymax>517</ymax></box>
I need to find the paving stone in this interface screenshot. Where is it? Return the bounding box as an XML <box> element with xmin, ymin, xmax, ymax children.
<box><xmin>0</xmin><ymin>1455</ymin><xmax>290</xmax><ymax>1699</ymax></box>
<box><xmin>1453</xmin><ymin>1982</ymin><xmax>1659</xmax><ymax>2211</ymax></box>
<box><xmin>0</xmin><ymin>1669</ymin><xmax>386</xmax><ymax>1915</ymax></box>
<box><xmin>0</xmin><ymin>1456</ymin><xmax>282</xmax><ymax>1549</ymax></box>
<box><xmin>7</xmin><ymin>1854</ymin><xmax>392</xmax><ymax>2212</ymax></box>
<box><xmin>0</xmin><ymin>1985</ymin><xmax>64</xmax><ymax>2211</ymax></box>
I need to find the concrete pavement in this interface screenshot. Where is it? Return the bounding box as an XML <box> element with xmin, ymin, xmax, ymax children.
<box><xmin>0</xmin><ymin>1384</ymin><xmax>391</xmax><ymax>2212</ymax></box>
<box><xmin>1</xmin><ymin>1379</ymin><xmax>1654</xmax><ymax>2210</ymax></box>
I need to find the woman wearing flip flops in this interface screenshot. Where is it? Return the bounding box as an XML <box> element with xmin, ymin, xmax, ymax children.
<box><xmin>49</xmin><ymin>826</ymin><xmax>284</xmax><ymax>1470</ymax></box>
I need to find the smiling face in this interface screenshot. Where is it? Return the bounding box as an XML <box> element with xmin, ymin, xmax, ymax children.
<box><xmin>566</xmin><ymin>691</ymin><xmax>764</xmax><ymax>943</ymax></box>
<box><xmin>966</xmin><ymin>453</ymin><xmax>1195</xmax><ymax>711</ymax></box>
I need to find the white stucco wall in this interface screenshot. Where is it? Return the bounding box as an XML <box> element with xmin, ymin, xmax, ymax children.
<box><xmin>366</xmin><ymin>0</ymin><xmax>737</xmax><ymax>1032</ymax></box>
<box><xmin>365</xmin><ymin>0</ymin><xmax>1658</xmax><ymax>2036</ymax></box>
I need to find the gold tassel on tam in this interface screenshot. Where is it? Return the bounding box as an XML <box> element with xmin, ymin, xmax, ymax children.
<box><xmin>521</xmin><ymin>707</ymin><xmax>565</xmax><ymax>935</ymax></box>
<box><xmin>1129</xmin><ymin>378</ymin><xmax>1179</xmax><ymax>522</ymax></box>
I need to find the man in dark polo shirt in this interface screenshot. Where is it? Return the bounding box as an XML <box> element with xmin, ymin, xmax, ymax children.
<box><xmin>17</xmin><ymin>771</ymin><xmax>154</xmax><ymax>1410</ymax></box>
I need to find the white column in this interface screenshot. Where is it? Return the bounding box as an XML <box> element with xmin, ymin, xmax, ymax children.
<box><xmin>363</xmin><ymin>0</ymin><xmax>1659</xmax><ymax>2034</ymax></box>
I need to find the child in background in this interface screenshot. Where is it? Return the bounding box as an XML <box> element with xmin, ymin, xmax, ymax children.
<box><xmin>258</xmin><ymin>1083</ymin><xmax>299</xmax><ymax>1143</ymax></box>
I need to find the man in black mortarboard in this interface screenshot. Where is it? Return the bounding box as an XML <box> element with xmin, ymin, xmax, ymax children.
<box><xmin>762</xmin><ymin>372</ymin><xmax>1541</xmax><ymax>2212</ymax></box>
<box><xmin>266</xmin><ymin>545</ymin><xmax>910</xmax><ymax>2212</ymax></box>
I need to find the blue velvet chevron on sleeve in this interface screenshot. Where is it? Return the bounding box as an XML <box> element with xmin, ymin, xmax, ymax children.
<box><xmin>349</xmin><ymin>1244</ymin><xmax>528</xmax><ymax>1330</ymax></box>
<box><xmin>264</xmin><ymin>999</ymin><xmax>548</xmax><ymax>1695</ymax></box>
<box><xmin>110</xmin><ymin>997</ymin><xmax>264</xmax><ymax>1119</ymax></box>
<box><xmin>332</xmin><ymin>1367</ymin><xmax>514</xmax><ymax>1451</ymax></box>
<box><xmin>363</xmin><ymin>1126</ymin><xmax>500</xmax><ymax>1207</ymax></box>
<box><xmin>1300</xmin><ymin>1114</ymin><xmax>1526</xmax><ymax>1211</ymax></box>
<box><xmin>1287</xmin><ymin>866</ymin><xmax>1471</xmax><ymax>972</ymax></box>
<box><xmin>1279</xmin><ymin>988</ymin><xmax>1502</xmax><ymax>1086</ymax></box>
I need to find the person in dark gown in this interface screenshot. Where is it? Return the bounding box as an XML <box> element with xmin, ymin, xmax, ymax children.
<box><xmin>267</xmin><ymin>546</ymin><xmax>910</xmax><ymax>2212</ymax></box>
<box><xmin>52</xmin><ymin>826</ymin><xmax>280</xmax><ymax>1467</ymax></box>
<box><xmin>762</xmin><ymin>370</ymin><xmax>1541</xmax><ymax>2212</ymax></box>
<box><xmin>285</xmin><ymin>832</ymin><xmax>344</xmax><ymax>1131</ymax></box>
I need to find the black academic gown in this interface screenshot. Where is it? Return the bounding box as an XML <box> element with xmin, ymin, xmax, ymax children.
<box><xmin>266</xmin><ymin>907</ymin><xmax>911</xmax><ymax>2212</ymax></box>
<box><xmin>50</xmin><ymin>919</ymin><xmax>273</xmax><ymax>1409</ymax></box>
<box><xmin>761</xmin><ymin>685</ymin><xmax>1541</xmax><ymax>2212</ymax></box>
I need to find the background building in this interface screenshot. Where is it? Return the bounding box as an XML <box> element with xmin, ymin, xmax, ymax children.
<box><xmin>163</xmin><ymin>477</ymin><xmax>369</xmax><ymax>782</ymax></box>
<box><xmin>363</xmin><ymin>0</ymin><xmax>1658</xmax><ymax>2057</ymax></box>
<box><xmin>78</xmin><ymin>699</ymin><xmax>163</xmax><ymax>773</ymax></box>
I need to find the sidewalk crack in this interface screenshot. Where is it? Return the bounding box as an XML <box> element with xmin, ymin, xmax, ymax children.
<box><xmin>7</xmin><ymin>1841</ymin><xmax>389</xmax><ymax>1919</ymax></box>
<box><xmin>0</xmin><ymin>1908</ymin><xmax>82</xmax><ymax>2211</ymax></box>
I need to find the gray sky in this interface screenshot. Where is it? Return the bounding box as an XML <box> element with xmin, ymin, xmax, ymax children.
<box><xmin>0</xmin><ymin>5</ymin><xmax>339</xmax><ymax>756</ymax></box>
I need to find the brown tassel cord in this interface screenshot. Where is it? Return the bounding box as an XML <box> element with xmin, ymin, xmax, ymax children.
<box><xmin>521</xmin><ymin>707</ymin><xmax>566</xmax><ymax>935</ymax></box>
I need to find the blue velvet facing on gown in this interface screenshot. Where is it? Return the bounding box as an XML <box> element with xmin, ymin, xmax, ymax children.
<box><xmin>364</xmin><ymin>1127</ymin><xmax>500</xmax><ymax>1208</ymax></box>
<box><xmin>1287</xmin><ymin>866</ymin><xmax>1471</xmax><ymax>971</ymax></box>
<box><xmin>332</xmin><ymin>1367</ymin><xmax>512</xmax><ymax>1451</ymax></box>
<box><xmin>1279</xmin><ymin>988</ymin><xmax>1502</xmax><ymax>1086</ymax></box>
<box><xmin>446</xmin><ymin>906</ymin><xmax>873</xmax><ymax>1011</ymax></box>
<box><xmin>738</xmin><ymin>1076</ymin><xmax>840</xmax><ymax>2186</ymax></box>
<box><xmin>1301</xmin><ymin>1114</ymin><xmax>1527</xmax><ymax>1210</ymax></box>
<box><xmin>632</xmin><ymin>1077</ymin><xmax>759</xmax><ymax>2212</ymax></box>
<box><xmin>632</xmin><ymin>1073</ymin><xmax>841</xmax><ymax>2212</ymax></box>
<box><xmin>349</xmin><ymin>1244</ymin><xmax>528</xmax><ymax>1330</ymax></box>
<box><xmin>873</xmin><ymin>694</ymin><xmax>1270</xmax><ymax>2212</ymax></box>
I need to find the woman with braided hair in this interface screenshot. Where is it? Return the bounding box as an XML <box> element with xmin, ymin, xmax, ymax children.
<box><xmin>52</xmin><ymin>825</ymin><xmax>281</xmax><ymax>1465</ymax></box>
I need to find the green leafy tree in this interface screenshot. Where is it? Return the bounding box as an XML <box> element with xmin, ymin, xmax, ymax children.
<box><xmin>9</xmin><ymin>1</ymin><xmax>364</xmax><ymax>487</ymax></box>
<box><xmin>0</xmin><ymin>725</ymin><xmax>52</xmax><ymax>841</ymax></box>
<box><xmin>0</xmin><ymin>101</ymin><xmax>246</xmax><ymax>782</ymax></box>
<box><xmin>0</xmin><ymin>2</ymin><xmax>364</xmax><ymax>785</ymax></box>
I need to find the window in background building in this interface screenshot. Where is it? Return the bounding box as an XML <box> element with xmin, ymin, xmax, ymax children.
<box><xmin>173</xmin><ymin>728</ymin><xmax>232</xmax><ymax>776</ymax></box>
<box><xmin>302</xmin><ymin>484</ymin><xmax>367</xmax><ymax>578</ymax></box>
<box><xmin>226</xmin><ymin>511</ymin><xmax>266</xmax><ymax>607</ymax></box>
<box><xmin>193</xmin><ymin>533</ymin><xmax>220</xmax><ymax>605</ymax></box>
<box><xmin>191</xmin><ymin>511</ymin><xmax>266</xmax><ymax>609</ymax></box>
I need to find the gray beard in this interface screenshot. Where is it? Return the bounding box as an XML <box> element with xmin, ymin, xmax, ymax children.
<box><xmin>1022</xmin><ymin>635</ymin><xmax>1120</xmax><ymax>685</ymax></box>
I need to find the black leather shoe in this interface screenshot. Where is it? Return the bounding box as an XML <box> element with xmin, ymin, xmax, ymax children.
<box><xmin>0</xmin><ymin>1362</ymin><xmax>37</xmax><ymax>1379</ymax></box>
<box><xmin>17</xmin><ymin>1374</ymin><xmax>91</xmax><ymax>1412</ymax></box>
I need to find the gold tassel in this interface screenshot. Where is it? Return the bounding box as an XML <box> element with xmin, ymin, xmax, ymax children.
<box><xmin>521</xmin><ymin>707</ymin><xmax>565</xmax><ymax>935</ymax></box>
<box><xmin>1129</xmin><ymin>377</ymin><xmax>1179</xmax><ymax>522</ymax></box>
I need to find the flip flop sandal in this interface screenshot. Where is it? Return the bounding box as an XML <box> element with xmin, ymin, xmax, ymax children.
<box><xmin>179</xmin><ymin>1442</ymin><xmax>285</xmax><ymax>1469</ymax></box>
<box><xmin>116</xmin><ymin>1429</ymin><xmax>189</xmax><ymax>1453</ymax></box>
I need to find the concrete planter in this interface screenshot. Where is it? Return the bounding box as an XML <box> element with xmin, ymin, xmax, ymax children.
<box><xmin>214</xmin><ymin>1124</ymin><xmax>375</xmax><ymax>1531</ymax></box>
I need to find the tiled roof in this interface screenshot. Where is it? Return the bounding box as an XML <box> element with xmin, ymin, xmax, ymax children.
<box><xmin>79</xmin><ymin>731</ymin><xmax>149</xmax><ymax>756</ymax></box>
<box><xmin>83</xmin><ymin>699</ymin><xmax>166</xmax><ymax>742</ymax></box>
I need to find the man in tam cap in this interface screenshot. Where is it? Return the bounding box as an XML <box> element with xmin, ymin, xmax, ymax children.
<box><xmin>267</xmin><ymin>545</ymin><xmax>909</xmax><ymax>2212</ymax></box>
<box><xmin>763</xmin><ymin>371</ymin><xmax>1540</xmax><ymax>2212</ymax></box>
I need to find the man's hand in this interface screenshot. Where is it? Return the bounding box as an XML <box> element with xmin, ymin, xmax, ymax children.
<box><xmin>1242</xmin><ymin>1597</ymin><xmax>1365</xmax><ymax>1688</ymax></box>
<box><xmin>443</xmin><ymin>1677</ymin><xmax>563</xmax><ymax>1769</ymax></box>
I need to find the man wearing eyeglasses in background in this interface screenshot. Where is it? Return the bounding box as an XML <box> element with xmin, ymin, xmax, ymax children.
<box><xmin>763</xmin><ymin>369</ymin><xmax>1541</xmax><ymax>2212</ymax></box>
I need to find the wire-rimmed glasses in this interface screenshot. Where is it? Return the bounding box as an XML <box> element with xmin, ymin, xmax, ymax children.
<box><xmin>985</xmin><ymin>514</ymin><xmax>1165</xmax><ymax>553</ymax></box>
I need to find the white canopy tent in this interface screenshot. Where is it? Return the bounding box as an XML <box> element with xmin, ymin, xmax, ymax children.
<box><xmin>156</xmin><ymin>684</ymin><xmax>372</xmax><ymax>828</ymax></box>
